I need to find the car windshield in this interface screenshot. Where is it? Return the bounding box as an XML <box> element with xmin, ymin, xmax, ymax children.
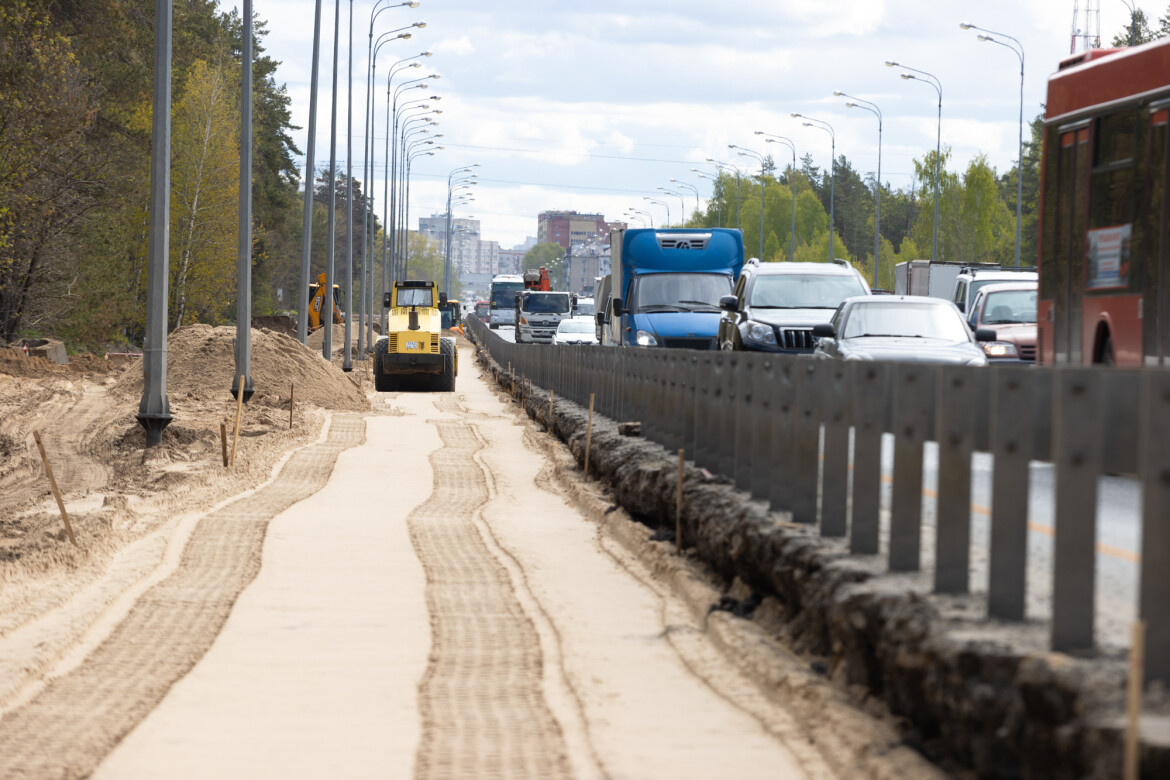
<box><xmin>981</xmin><ymin>290</ymin><xmax>1037</xmax><ymax>324</ymax></box>
<box><xmin>396</xmin><ymin>288</ymin><xmax>433</xmax><ymax>307</ymax></box>
<box><xmin>575</xmin><ymin>301</ymin><xmax>596</xmax><ymax>316</ymax></box>
<box><xmin>749</xmin><ymin>273</ymin><xmax>867</xmax><ymax>309</ymax></box>
<box><xmin>522</xmin><ymin>293</ymin><xmax>571</xmax><ymax>314</ymax></box>
<box><xmin>558</xmin><ymin>320</ymin><xmax>593</xmax><ymax>334</ymax></box>
<box><xmin>842</xmin><ymin>302</ymin><xmax>970</xmax><ymax>341</ymax></box>
<box><xmin>969</xmin><ymin>276</ymin><xmax>1033</xmax><ymax>301</ymax></box>
<box><xmin>632</xmin><ymin>273</ymin><xmax>732</xmax><ymax>312</ymax></box>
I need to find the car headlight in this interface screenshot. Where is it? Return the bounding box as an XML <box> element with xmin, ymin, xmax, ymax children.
<box><xmin>635</xmin><ymin>329</ymin><xmax>658</xmax><ymax>346</ymax></box>
<box><xmin>981</xmin><ymin>341</ymin><xmax>1018</xmax><ymax>358</ymax></box>
<box><xmin>744</xmin><ymin>321</ymin><xmax>777</xmax><ymax>346</ymax></box>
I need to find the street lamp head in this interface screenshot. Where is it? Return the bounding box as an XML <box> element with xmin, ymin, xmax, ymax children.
<box><xmin>832</xmin><ymin>90</ymin><xmax>844</xmax><ymax>97</ymax></box>
<box><xmin>845</xmin><ymin>102</ymin><xmax>857</xmax><ymax>108</ymax></box>
<box><xmin>421</xmin><ymin>50</ymin><xmax>433</xmax><ymax>56</ymax></box>
<box><xmin>429</xmin><ymin>74</ymin><xmax>441</xmax><ymax>80</ymax></box>
<box><xmin>884</xmin><ymin>60</ymin><xmax>898</xmax><ymax>68</ymax></box>
<box><xmin>802</xmin><ymin>122</ymin><xmax>814</xmax><ymax>127</ymax></box>
<box><xmin>977</xmin><ymin>34</ymin><xmax>992</xmax><ymax>42</ymax></box>
<box><xmin>900</xmin><ymin>74</ymin><xmax>913</xmax><ymax>80</ymax></box>
<box><xmin>409</xmin><ymin>62</ymin><xmax>421</xmax><ymax>68</ymax></box>
<box><xmin>413</xmin><ymin>20</ymin><xmax>427</xmax><ymax>28</ymax></box>
<box><xmin>959</xmin><ymin>21</ymin><xmax>974</xmax><ymax>30</ymax></box>
<box><xmin>753</xmin><ymin>130</ymin><xmax>764</xmax><ymax>135</ymax></box>
<box><xmin>399</xmin><ymin>32</ymin><xmax>411</xmax><ymax>40</ymax></box>
<box><xmin>790</xmin><ymin>112</ymin><xmax>802</xmax><ymax>118</ymax></box>
<box><xmin>406</xmin><ymin>2</ymin><xmax>420</xmax><ymax>8</ymax></box>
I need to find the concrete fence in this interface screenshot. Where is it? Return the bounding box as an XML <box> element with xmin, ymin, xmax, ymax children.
<box><xmin>465</xmin><ymin>316</ymin><xmax>1169</xmax><ymax>685</ymax></box>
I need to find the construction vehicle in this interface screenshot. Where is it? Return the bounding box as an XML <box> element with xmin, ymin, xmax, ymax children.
<box><xmin>523</xmin><ymin>267</ymin><xmax>551</xmax><ymax>291</ymax></box>
<box><xmin>373</xmin><ymin>280</ymin><xmax>457</xmax><ymax>392</ymax></box>
<box><xmin>307</xmin><ymin>272</ymin><xmax>343</xmax><ymax>331</ymax></box>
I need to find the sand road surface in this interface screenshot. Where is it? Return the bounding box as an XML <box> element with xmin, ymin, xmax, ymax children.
<box><xmin>0</xmin><ymin>341</ymin><xmax>936</xmax><ymax>779</ymax></box>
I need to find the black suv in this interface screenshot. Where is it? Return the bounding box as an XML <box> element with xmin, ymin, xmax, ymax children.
<box><xmin>717</xmin><ymin>259</ymin><xmax>870</xmax><ymax>352</ymax></box>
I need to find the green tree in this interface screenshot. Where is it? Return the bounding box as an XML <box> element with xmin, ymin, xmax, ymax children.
<box><xmin>524</xmin><ymin>242</ymin><xmax>565</xmax><ymax>287</ymax></box>
<box><xmin>1111</xmin><ymin>8</ymin><xmax>1157</xmax><ymax>46</ymax></box>
<box><xmin>0</xmin><ymin>2</ymin><xmax>95</xmax><ymax>343</ymax></box>
<box><xmin>169</xmin><ymin>57</ymin><xmax>240</xmax><ymax>328</ymax></box>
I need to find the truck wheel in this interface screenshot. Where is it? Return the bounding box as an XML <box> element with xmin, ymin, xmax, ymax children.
<box><xmin>373</xmin><ymin>338</ymin><xmax>396</xmax><ymax>392</ymax></box>
<box><xmin>436</xmin><ymin>338</ymin><xmax>456</xmax><ymax>391</ymax></box>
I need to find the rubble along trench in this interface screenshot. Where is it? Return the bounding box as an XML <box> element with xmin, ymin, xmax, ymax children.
<box><xmin>472</xmin><ymin>339</ymin><xmax>1170</xmax><ymax>780</ymax></box>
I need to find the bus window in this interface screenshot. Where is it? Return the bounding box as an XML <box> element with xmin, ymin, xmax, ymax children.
<box><xmin>1148</xmin><ymin>109</ymin><xmax>1169</xmax><ymax>363</ymax></box>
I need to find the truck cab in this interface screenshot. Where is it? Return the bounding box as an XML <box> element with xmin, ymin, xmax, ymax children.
<box><xmin>599</xmin><ymin>228</ymin><xmax>745</xmax><ymax>349</ymax></box>
<box><xmin>515</xmin><ymin>290</ymin><xmax>573</xmax><ymax>344</ymax></box>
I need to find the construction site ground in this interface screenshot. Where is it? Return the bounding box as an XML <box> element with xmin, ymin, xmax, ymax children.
<box><xmin>0</xmin><ymin>325</ymin><xmax>940</xmax><ymax>779</ymax></box>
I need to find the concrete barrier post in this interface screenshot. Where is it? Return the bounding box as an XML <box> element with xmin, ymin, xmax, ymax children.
<box><xmin>820</xmin><ymin>361</ymin><xmax>849</xmax><ymax>537</ymax></box>
<box><xmin>790</xmin><ymin>358</ymin><xmax>820</xmax><ymax>525</ymax></box>
<box><xmin>1140</xmin><ymin>370</ymin><xmax>1170</xmax><ymax>684</ymax></box>
<box><xmin>750</xmin><ymin>358</ymin><xmax>774</xmax><ymax>503</ymax></box>
<box><xmin>695</xmin><ymin>353</ymin><xmax>717</xmax><ymax>470</ymax></box>
<box><xmin>770</xmin><ymin>358</ymin><xmax>796</xmax><ymax>513</ymax></box>
<box><xmin>935</xmin><ymin>365</ymin><xmax>977</xmax><ymax>594</ymax></box>
<box><xmin>682</xmin><ymin>355</ymin><xmax>698</xmax><ymax>456</ymax></box>
<box><xmin>988</xmin><ymin>366</ymin><xmax>1034</xmax><ymax>619</ymax></box>
<box><xmin>716</xmin><ymin>352</ymin><xmax>737</xmax><ymax>479</ymax></box>
<box><xmin>1051</xmin><ymin>367</ymin><xmax>1101</xmax><ymax>652</ymax></box>
<box><xmin>889</xmin><ymin>364</ymin><xmax>936</xmax><ymax>571</ymax></box>
<box><xmin>734</xmin><ymin>353</ymin><xmax>755</xmax><ymax>492</ymax></box>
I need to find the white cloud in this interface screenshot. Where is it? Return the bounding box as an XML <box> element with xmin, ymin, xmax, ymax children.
<box><xmin>433</xmin><ymin>36</ymin><xmax>475</xmax><ymax>56</ymax></box>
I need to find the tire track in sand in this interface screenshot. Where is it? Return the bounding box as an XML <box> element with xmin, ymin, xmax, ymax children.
<box><xmin>410</xmin><ymin>419</ymin><xmax>572</xmax><ymax>780</ymax></box>
<box><xmin>0</xmin><ymin>415</ymin><xmax>365</xmax><ymax>780</ymax></box>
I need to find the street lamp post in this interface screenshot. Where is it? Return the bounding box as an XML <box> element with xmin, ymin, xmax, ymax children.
<box><xmin>396</xmin><ymin>113</ymin><xmax>438</xmax><ymax>279</ymax></box>
<box><xmin>297</xmin><ymin>0</ymin><xmax>324</xmax><ymax>346</ymax></box>
<box><xmin>792</xmin><ymin>113</ymin><xmax>836</xmax><ymax>262</ymax></box>
<box><xmin>657</xmin><ymin>186</ymin><xmax>687</xmax><ymax>227</ymax></box>
<box><xmin>887</xmin><ymin>61</ymin><xmax>942</xmax><ymax>263</ymax></box>
<box><xmin>961</xmin><ymin>23</ymin><xmax>1025</xmax><ymax>268</ymax></box>
<box><xmin>834</xmin><ymin>92</ymin><xmax>883</xmax><ymax>285</ymax></box>
<box><xmin>754</xmin><ymin>132</ymin><xmax>797</xmax><ymax>262</ymax></box>
<box><xmin>364</xmin><ymin>49</ymin><xmax>430</xmax><ymax>353</ymax></box>
<box><xmin>729</xmin><ymin>145</ymin><xmax>766</xmax><ymax>260</ymax></box>
<box><xmin>670</xmin><ymin>178</ymin><xmax>701</xmax><ymax>225</ymax></box>
<box><xmin>444</xmin><ymin>164</ymin><xmax>479</xmax><ymax>294</ymax></box>
<box><xmin>706</xmin><ymin>159</ymin><xmax>741</xmax><ymax>229</ymax></box>
<box><xmin>692</xmin><ymin>170</ymin><xmax>720</xmax><ymax>227</ymax></box>
<box><xmin>644</xmin><ymin>197</ymin><xmax>670</xmax><ymax>228</ymax></box>
<box><xmin>626</xmin><ymin>207</ymin><xmax>653</xmax><ymax>228</ymax></box>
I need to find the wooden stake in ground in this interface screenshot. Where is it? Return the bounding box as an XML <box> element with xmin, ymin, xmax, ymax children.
<box><xmin>585</xmin><ymin>392</ymin><xmax>595</xmax><ymax>478</ymax></box>
<box><xmin>220</xmin><ymin>422</ymin><xmax>228</xmax><ymax>467</ymax></box>
<box><xmin>289</xmin><ymin>383</ymin><xmax>294</xmax><ymax>429</ymax></box>
<box><xmin>230</xmin><ymin>375</ymin><xmax>244</xmax><ymax>467</ymax></box>
<box><xmin>1125</xmin><ymin>620</ymin><xmax>1146</xmax><ymax>780</ymax></box>
<box><xmin>676</xmin><ymin>449</ymin><xmax>685</xmax><ymax>554</ymax></box>
<box><xmin>32</xmin><ymin>430</ymin><xmax>77</xmax><ymax>546</ymax></box>
<box><xmin>549</xmin><ymin>389</ymin><xmax>554</xmax><ymax>428</ymax></box>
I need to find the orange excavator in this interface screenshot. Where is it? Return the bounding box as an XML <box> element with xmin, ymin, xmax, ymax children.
<box><xmin>307</xmin><ymin>272</ymin><xmax>343</xmax><ymax>332</ymax></box>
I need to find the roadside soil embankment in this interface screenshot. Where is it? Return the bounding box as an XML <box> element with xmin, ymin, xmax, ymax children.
<box><xmin>0</xmin><ymin>325</ymin><xmax>368</xmax><ymax>713</ymax></box>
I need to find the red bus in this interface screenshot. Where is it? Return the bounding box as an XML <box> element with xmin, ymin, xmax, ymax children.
<box><xmin>1038</xmin><ymin>38</ymin><xmax>1170</xmax><ymax>365</ymax></box>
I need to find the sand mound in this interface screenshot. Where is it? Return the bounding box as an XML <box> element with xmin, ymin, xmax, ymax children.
<box><xmin>111</xmin><ymin>324</ymin><xmax>369</xmax><ymax>412</ymax></box>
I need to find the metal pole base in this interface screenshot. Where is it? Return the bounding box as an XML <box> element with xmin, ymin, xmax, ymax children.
<box><xmin>230</xmin><ymin>378</ymin><xmax>254</xmax><ymax>404</ymax></box>
<box><xmin>136</xmin><ymin>413</ymin><xmax>173</xmax><ymax>448</ymax></box>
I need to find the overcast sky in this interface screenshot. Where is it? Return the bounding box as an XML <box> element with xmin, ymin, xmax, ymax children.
<box><xmin>224</xmin><ymin>0</ymin><xmax>1144</xmax><ymax>249</ymax></box>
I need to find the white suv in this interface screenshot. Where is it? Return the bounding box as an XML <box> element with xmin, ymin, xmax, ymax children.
<box><xmin>951</xmin><ymin>266</ymin><xmax>1037</xmax><ymax>315</ymax></box>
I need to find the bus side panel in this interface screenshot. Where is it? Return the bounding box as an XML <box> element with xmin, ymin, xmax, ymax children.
<box><xmin>1082</xmin><ymin>293</ymin><xmax>1142</xmax><ymax>365</ymax></box>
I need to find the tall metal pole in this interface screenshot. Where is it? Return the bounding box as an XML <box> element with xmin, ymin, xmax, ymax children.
<box><xmin>836</xmin><ymin>95</ymin><xmax>883</xmax><ymax>284</ymax></box>
<box><xmin>137</xmin><ymin>0</ymin><xmax>173</xmax><ymax>447</ymax></box>
<box><xmin>889</xmin><ymin>62</ymin><xmax>943</xmax><ymax>263</ymax></box>
<box><xmin>757</xmin><ymin>134</ymin><xmax>797</xmax><ymax>261</ymax></box>
<box><xmin>234</xmin><ymin>0</ymin><xmax>254</xmax><ymax>401</ymax></box>
<box><xmin>795</xmin><ymin>114</ymin><xmax>836</xmax><ymax>262</ymax></box>
<box><xmin>297</xmin><ymin>0</ymin><xmax>324</xmax><ymax>345</ymax></box>
<box><xmin>342</xmin><ymin>0</ymin><xmax>353</xmax><ymax>371</ymax></box>
<box><xmin>323</xmin><ymin>0</ymin><xmax>340</xmax><ymax>362</ymax></box>
<box><xmin>963</xmin><ymin>25</ymin><xmax>1026</xmax><ymax>268</ymax></box>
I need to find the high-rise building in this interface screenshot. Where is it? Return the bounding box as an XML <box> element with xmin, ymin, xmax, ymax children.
<box><xmin>418</xmin><ymin>214</ymin><xmax>482</xmax><ymax>274</ymax></box>
<box><xmin>537</xmin><ymin>211</ymin><xmax>611</xmax><ymax>251</ymax></box>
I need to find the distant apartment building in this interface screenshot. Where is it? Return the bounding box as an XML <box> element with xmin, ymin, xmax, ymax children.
<box><xmin>418</xmin><ymin>214</ymin><xmax>483</xmax><ymax>274</ymax></box>
<box><xmin>497</xmin><ymin>249</ymin><xmax>525</xmax><ymax>275</ymax></box>
<box><xmin>537</xmin><ymin>211</ymin><xmax>611</xmax><ymax>251</ymax></box>
<box><xmin>564</xmin><ymin>240</ymin><xmax>611</xmax><ymax>296</ymax></box>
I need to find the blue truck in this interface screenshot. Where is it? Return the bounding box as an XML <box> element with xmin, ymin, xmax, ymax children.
<box><xmin>597</xmin><ymin>227</ymin><xmax>745</xmax><ymax>349</ymax></box>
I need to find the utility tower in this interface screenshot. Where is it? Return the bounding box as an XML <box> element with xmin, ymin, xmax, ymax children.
<box><xmin>1070</xmin><ymin>0</ymin><xmax>1102</xmax><ymax>53</ymax></box>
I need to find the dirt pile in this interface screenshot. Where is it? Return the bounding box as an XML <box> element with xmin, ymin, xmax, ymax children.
<box><xmin>111</xmin><ymin>324</ymin><xmax>368</xmax><ymax>412</ymax></box>
<box><xmin>0</xmin><ymin>347</ymin><xmax>125</xmax><ymax>380</ymax></box>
